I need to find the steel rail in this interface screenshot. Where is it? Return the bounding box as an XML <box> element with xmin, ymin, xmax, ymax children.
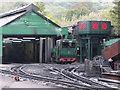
<box><xmin>0</xmin><ymin>66</ymin><xmax>93</xmax><ymax>89</ymax></box>
<box><xmin>1</xmin><ymin>65</ymin><xmax>117</xmax><ymax>90</ymax></box>
<box><xmin>45</xmin><ymin>64</ymin><xmax>116</xmax><ymax>89</ymax></box>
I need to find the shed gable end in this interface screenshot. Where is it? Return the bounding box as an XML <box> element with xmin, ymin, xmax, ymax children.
<box><xmin>2</xmin><ymin>12</ymin><xmax>62</xmax><ymax>35</ymax></box>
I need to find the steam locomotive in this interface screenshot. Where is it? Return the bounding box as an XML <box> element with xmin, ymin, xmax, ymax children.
<box><xmin>51</xmin><ymin>39</ymin><xmax>77</xmax><ymax>63</ymax></box>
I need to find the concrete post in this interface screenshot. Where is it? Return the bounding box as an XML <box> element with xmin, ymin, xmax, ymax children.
<box><xmin>45</xmin><ymin>37</ymin><xmax>48</xmax><ymax>63</ymax></box>
<box><xmin>39</xmin><ymin>37</ymin><xmax>43</xmax><ymax>63</ymax></box>
<box><xmin>85</xmin><ymin>59</ymin><xmax>93</xmax><ymax>77</ymax></box>
<box><xmin>47</xmin><ymin>38</ymin><xmax>50</xmax><ymax>62</ymax></box>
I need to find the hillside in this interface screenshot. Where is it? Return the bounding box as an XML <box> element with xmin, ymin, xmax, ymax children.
<box><xmin>0</xmin><ymin>1</ymin><xmax>113</xmax><ymax>27</ymax></box>
<box><xmin>44</xmin><ymin>2</ymin><xmax>113</xmax><ymax>26</ymax></box>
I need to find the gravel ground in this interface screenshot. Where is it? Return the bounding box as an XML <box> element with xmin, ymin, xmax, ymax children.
<box><xmin>0</xmin><ymin>74</ymin><xmax>56</xmax><ymax>89</ymax></box>
<box><xmin>0</xmin><ymin>63</ymin><xmax>85</xmax><ymax>89</ymax></box>
<box><xmin>22</xmin><ymin>64</ymin><xmax>69</xmax><ymax>80</ymax></box>
<box><xmin>21</xmin><ymin>63</ymin><xmax>85</xmax><ymax>80</ymax></box>
<box><xmin>0</xmin><ymin>64</ymin><xmax>16</xmax><ymax>70</ymax></box>
<box><xmin>0</xmin><ymin>63</ymin><xmax>85</xmax><ymax>82</ymax></box>
<box><xmin>0</xmin><ymin>63</ymin><xmax>119</xmax><ymax>89</ymax></box>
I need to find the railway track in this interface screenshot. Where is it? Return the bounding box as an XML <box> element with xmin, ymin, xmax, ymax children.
<box><xmin>0</xmin><ymin>65</ymin><xmax>92</xmax><ymax>89</ymax></box>
<box><xmin>44</xmin><ymin>64</ymin><xmax>117</xmax><ymax>89</ymax></box>
<box><xmin>0</xmin><ymin>64</ymin><xmax>118</xmax><ymax>90</ymax></box>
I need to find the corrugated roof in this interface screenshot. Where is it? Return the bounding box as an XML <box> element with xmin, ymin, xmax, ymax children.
<box><xmin>0</xmin><ymin>4</ymin><xmax>61</xmax><ymax>28</ymax></box>
<box><xmin>0</xmin><ymin>12</ymin><xmax>26</xmax><ymax>27</ymax></box>
<box><xmin>105</xmin><ymin>38</ymin><xmax>120</xmax><ymax>46</ymax></box>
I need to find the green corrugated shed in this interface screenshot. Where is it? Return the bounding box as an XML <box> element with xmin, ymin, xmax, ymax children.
<box><xmin>0</xmin><ymin>4</ymin><xmax>68</xmax><ymax>36</ymax></box>
<box><xmin>0</xmin><ymin>4</ymin><xmax>68</xmax><ymax>63</ymax></box>
<box><xmin>105</xmin><ymin>38</ymin><xmax>120</xmax><ymax>46</ymax></box>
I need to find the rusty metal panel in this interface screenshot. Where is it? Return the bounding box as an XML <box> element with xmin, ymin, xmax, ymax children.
<box><xmin>103</xmin><ymin>40</ymin><xmax>120</xmax><ymax>59</ymax></box>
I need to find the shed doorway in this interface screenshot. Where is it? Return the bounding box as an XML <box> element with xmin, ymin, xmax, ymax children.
<box><xmin>2</xmin><ymin>37</ymin><xmax>54</xmax><ymax>64</ymax></box>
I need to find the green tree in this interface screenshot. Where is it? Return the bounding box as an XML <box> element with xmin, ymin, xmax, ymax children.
<box><xmin>65</xmin><ymin>8</ymin><xmax>90</xmax><ymax>21</ymax></box>
<box><xmin>65</xmin><ymin>9</ymin><xmax>74</xmax><ymax>21</ymax></box>
<box><xmin>34</xmin><ymin>2</ymin><xmax>59</xmax><ymax>25</ymax></box>
<box><xmin>70</xmin><ymin>2</ymin><xmax>97</xmax><ymax>12</ymax></box>
<box><xmin>34</xmin><ymin>2</ymin><xmax>46</xmax><ymax>15</ymax></box>
<box><xmin>0</xmin><ymin>2</ymin><xmax>28</xmax><ymax>14</ymax></box>
<box><xmin>79</xmin><ymin>7</ymin><xmax>90</xmax><ymax>16</ymax></box>
<box><xmin>14</xmin><ymin>2</ymin><xmax>28</xmax><ymax>8</ymax></box>
<box><xmin>111</xmin><ymin>0</ymin><xmax>120</xmax><ymax>34</ymax></box>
